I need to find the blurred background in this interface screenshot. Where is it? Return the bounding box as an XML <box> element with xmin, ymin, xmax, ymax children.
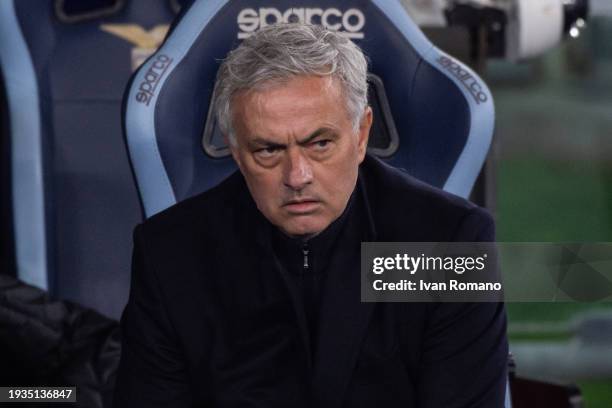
<box><xmin>428</xmin><ymin>3</ymin><xmax>612</xmax><ymax>405</ymax></box>
<box><xmin>489</xmin><ymin>15</ymin><xmax>612</xmax><ymax>407</ymax></box>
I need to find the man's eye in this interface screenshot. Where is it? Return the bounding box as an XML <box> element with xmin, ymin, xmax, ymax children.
<box><xmin>255</xmin><ymin>146</ymin><xmax>280</xmax><ymax>158</ymax></box>
<box><xmin>311</xmin><ymin>140</ymin><xmax>331</xmax><ymax>150</ymax></box>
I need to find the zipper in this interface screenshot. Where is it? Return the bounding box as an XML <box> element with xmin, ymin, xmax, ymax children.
<box><xmin>302</xmin><ymin>243</ymin><xmax>310</xmax><ymax>270</ymax></box>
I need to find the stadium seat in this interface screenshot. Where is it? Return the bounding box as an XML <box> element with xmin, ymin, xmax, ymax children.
<box><xmin>123</xmin><ymin>0</ymin><xmax>495</xmax><ymax>218</ymax></box>
<box><xmin>0</xmin><ymin>0</ymin><xmax>185</xmax><ymax>318</ymax></box>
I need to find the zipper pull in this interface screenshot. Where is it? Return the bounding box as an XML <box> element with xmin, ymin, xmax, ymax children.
<box><xmin>302</xmin><ymin>244</ymin><xmax>310</xmax><ymax>269</ymax></box>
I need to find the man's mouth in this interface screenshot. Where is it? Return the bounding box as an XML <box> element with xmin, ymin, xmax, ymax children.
<box><xmin>283</xmin><ymin>199</ymin><xmax>321</xmax><ymax>214</ymax></box>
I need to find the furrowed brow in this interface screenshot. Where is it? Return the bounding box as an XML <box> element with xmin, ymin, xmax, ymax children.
<box><xmin>248</xmin><ymin>137</ymin><xmax>286</xmax><ymax>149</ymax></box>
<box><xmin>297</xmin><ymin>128</ymin><xmax>338</xmax><ymax>145</ymax></box>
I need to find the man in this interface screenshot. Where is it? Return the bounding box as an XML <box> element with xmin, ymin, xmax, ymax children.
<box><xmin>114</xmin><ymin>23</ymin><xmax>508</xmax><ymax>407</ymax></box>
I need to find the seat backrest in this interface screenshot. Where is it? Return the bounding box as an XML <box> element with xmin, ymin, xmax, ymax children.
<box><xmin>0</xmin><ymin>0</ymin><xmax>182</xmax><ymax>318</ymax></box>
<box><xmin>124</xmin><ymin>0</ymin><xmax>495</xmax><ymax>218</ymax></box>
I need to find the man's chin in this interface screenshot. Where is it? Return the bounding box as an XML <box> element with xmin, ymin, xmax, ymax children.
<box><xmin>278</xmin><ymin>217</ymin><xmax>330</xmax><ymax>238</ymax></box>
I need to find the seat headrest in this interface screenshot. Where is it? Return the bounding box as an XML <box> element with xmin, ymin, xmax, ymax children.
<box><xmin>125</xmin><ymin>0</ymin><xmax>494</xmax><ymax>216</ymax></box>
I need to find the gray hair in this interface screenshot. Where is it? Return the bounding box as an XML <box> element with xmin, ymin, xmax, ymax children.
<box><xmin>214</xmin><ymin>23</ymin><xmax>369</xmax><ymax>144</ymax></box>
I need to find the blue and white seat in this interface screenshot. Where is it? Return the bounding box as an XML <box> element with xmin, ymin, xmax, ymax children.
<box><xmin>124</xmin><ymin>0</ymin><xmax>495</xmax><ymax>218</ymax></box>
<box><xmin>0</xmin><ymin>0</ymin><xmax>184</xmax><ymax>318</ymax></box>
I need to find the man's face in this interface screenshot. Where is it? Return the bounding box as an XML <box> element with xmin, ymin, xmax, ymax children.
<box><xmin>229</xmin><ymin>75</ymin><xmax>372</xmax><ymax>237</ymax></box>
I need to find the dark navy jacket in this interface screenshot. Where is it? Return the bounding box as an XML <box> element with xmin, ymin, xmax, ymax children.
<box><xmin>114</xmin><ymin>154</ymin><xmax>508</xmax><ymax>408</ymax></box>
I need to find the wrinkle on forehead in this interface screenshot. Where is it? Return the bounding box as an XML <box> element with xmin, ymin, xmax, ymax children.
<box><xmin>248</xmin><ymin>75</ymin><xmax>340</xmax><ymax>112</ymax></box>
<box><xmin>231</xmin><ymin>75</ymin><xmax>348</xmax><ymax>142</ymax></box>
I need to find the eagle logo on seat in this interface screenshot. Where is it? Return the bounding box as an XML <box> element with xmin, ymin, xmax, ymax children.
<box><xmin>100</xmin><ymin>24</ymin><xmax>170</xmax><ymax>71</ymax></box>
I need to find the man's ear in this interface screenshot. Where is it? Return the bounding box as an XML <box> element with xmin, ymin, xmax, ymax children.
<box><xmin>357</xmin><ymin>106</ymin><xmax>373</xmax><ymax>163</ymax></box>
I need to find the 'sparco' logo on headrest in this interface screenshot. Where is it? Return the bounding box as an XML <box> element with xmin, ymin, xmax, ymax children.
<box><xmin>134</xmin><ymin>54</ymin><xmax>173</xmax><ymax>106</ymax></box>
<box><xmin>436</xmin><ymin>56</ymin><xmax>488</xmax><ymax>104</ymax></box>
<box><xmin>237</xmin><ymin>8</ymin><xmax>365</xmax><ymax>39</ymax></box>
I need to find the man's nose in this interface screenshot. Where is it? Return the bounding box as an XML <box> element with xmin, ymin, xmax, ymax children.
<box><xmin>283</xmin><ymin>148</ymin><xmax>313</xmax><ymax>191</ymax></box>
